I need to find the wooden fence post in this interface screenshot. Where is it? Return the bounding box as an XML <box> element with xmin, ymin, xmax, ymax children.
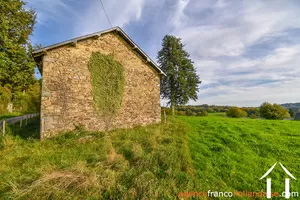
<box><xmin>26</xmin><ymin>115</ymin><xmax>28</xmax><ymax>126</ymax></box>
<box><xmin>164</xmin><ymin>109</ymin><xmax>167</xmax><ymax>124</ymax></box>
<box><xmin>20</xmin><ymin>116</ymin><xmax>23</xmax><ymax>128</ymax></box>
<box><xmin>40</xmin><ymin>117</ymin><xmax>44</xmax><ymax>140</ymax></box>
<box><xmin>2</xmin><ymin>120</ymin><xmax>5</xmax><ymax>136</ymax></box>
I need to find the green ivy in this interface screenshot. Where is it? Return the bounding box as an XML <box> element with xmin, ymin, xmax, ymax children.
<box><xmin>88</xmin><ymin>52</ymin><xmax>125</xmax><ymax>116</ymax></box>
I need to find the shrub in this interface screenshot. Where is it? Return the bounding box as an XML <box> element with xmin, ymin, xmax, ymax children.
<box><xmin>12</xmin><ymin>82</ymin><xmax>40</xmax><ymax>113</ymax></box>
<box><xmin>213</xmin><ymin>108</ymin><xmax>220</xmax><ymax>112</ymax></box>
<box><xmin>206</xmin><ymin>108</ymin><xmax>214</xmax><ymax>113</ymax></box>
<box><xmin>220</xmin><ymin>109</ymin><xmax>229</xmax><ymax>112</ymax></box>
<box><xmin>0</xmin><ymin>85</ymin><xmax>12</xmax><ymax>114</ymax></box>
<box><xmin>185</xmin><ymin>109</ymin><xmax>193</xmax><ymax>116</ymax></box>
<box><xmin>226</xmin><ymin>107</ymin><xmax>247</xmax><ymax>118</ymax></box>
<box><xmin>241</xmin><ymin>107</ymin><xmax>259</xmax><ymax>117</ymax></box>
<box><xmin>162</xmin><ymin>108</ymin><xmax>172</xmax><ymax>115</ymax></box>
<box><xmin>249</xmin><ymin>114</ymin><xmax>257</xmax><ymax>119</ymax></box>
<box><xmin>259</xmin><ymin>102</ymin><xmax>290</xmax><ymax>120</ymax></box>
<box><xmin>197</xmin><ymin>110</ymin><xmax>208</xmax><ymax>116</ymax></box>
<box><xmin>176</xmin><ymin>111</ymin><xmax>186</xmax><ymax>116</ymax></box>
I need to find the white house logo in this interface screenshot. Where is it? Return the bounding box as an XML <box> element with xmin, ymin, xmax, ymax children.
<box><xmin>260</xmin><ymin>162</ymin><xmax>296</xmax><ymax>199</ymax></box>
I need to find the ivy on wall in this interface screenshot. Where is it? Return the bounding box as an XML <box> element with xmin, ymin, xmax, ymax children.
<box><xmin>88</xmin><ymin>52</ymin><xmax>125</xmax><ymax>116</ymax></box>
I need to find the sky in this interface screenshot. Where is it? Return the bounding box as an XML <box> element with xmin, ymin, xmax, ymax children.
<box><xmin>26</xmin><ymin>0</ymin><xmax>300</xmax><ymax>107</ymax></box>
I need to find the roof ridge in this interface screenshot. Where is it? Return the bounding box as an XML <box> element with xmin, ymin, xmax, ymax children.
<box><xmin>32</xmin><ymin>27</ymin><xmax>166</xmax><ymax>76</ymax></box>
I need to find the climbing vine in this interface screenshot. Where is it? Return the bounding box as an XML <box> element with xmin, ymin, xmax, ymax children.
<box><xmin>88</xmin><ymin>52</ymin><xmax>125</xmax><ymax>117</ymax></box>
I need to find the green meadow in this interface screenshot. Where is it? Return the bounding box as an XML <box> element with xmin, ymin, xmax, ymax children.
<box><xmin>1</xmin><ymin>114</ymin><xmax>300</xmax><ymax>199</ymax></box>
<box><xmin>181</xmin><ymin>114</ymin><xmax>300</xmax><ymax>198</ymax></box>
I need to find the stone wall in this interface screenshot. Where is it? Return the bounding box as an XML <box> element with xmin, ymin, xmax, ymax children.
<box><xmin>40</xmin><ymin>32</ymin><xmax>161</xmax><ymax>138</ymax></box>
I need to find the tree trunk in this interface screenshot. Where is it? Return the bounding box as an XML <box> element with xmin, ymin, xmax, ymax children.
<box><xmin>171</xmin><ymin>104</ymin><xmax>175</xmax><ymax>115</ymax></box>
<box><xmin>7</xmin><ymin>102</ymin><xmax>13</xmax><ymax>113</ymax></box>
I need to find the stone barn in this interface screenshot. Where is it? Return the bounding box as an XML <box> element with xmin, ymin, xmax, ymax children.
<box><xmin>33</xmin><ymin>27</ymin><xmax>166</xmax><ymax>139</ymax></box>
<box><xmin>295</xmin><ymin>113</ymin><xmax>300</xmax><ymax>120</ymax></box>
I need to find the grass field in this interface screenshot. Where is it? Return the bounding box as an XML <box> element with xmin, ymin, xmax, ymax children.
<box><xmin>1</xmin><ymin>114</ymin><xmax>300</xmax><ymax>199</ymax></box>
<box><xmin>0</xmin><ymin>117</ymin><xmax>195</xmax><ymax>199</ymax></box>
<box><xmin>180</xmin><ymin>114</ymin><xmax>300</xmax><ymax>197</ymax></box>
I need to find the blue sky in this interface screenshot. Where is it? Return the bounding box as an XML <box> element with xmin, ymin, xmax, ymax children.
<box><xmin>27</xmin><ymin>0</ymin><xmax>300</xmax><ymax>106</ymax></box>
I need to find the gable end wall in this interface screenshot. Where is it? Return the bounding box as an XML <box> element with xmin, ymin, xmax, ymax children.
<box><xmin>40</xmin><ymin>33</ymin><xmax>161</xmax><ymax>138</ymax></box>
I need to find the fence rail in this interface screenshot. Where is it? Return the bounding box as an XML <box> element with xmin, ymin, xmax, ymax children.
<box><xmin>0</xmin><ymin>113</ymin><xmax>39</xmax><ymax>135</ymax></box>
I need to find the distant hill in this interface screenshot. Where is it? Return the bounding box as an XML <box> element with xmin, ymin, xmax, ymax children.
<box><xmin>281</xmin><ymin>102</ymin><xmax>300</xmax><ymax>112</ymax></box>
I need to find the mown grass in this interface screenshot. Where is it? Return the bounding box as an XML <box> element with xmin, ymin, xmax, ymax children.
<box><xmin>180</xmin><ymin>114</ymin><xmax>300</xmax><ymax>197</ymax></box>
<box><xmin>0</xmin><ymin>117</ymin><xmax>195</xmax><ymax>199</ymax></box>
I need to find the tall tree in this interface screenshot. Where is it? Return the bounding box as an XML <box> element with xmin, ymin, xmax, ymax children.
<box><xmin>289</xmin><ymin>108</ymin><xmax>295</xmax><ymax>118</ymax></box>
<box><xmin>157</xmin><ymin>35</ymin><xmax>201</xmax><ymax>114</ymax></box>
<box><xmin>0</xmin><ymin>0</ymin><xmax>36</xmax><ymax>94</ymax></box>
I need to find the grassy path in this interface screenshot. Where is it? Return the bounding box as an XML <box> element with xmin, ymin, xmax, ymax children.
<box><xmin>180</xmin><ymin>115</ymin><xmax>300</xmax><ymax>195</ymax></box>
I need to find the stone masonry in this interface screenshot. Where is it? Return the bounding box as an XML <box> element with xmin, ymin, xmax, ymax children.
<box><xmin>38</xmin><ymin>31</ymin><xmax>162</xmax><ymax>138</ymax></box>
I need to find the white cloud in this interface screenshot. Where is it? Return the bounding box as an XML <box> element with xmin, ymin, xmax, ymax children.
<box><xmin>194</xmin><ymin>59</ymin><xmax>221</xmax><ymax>84</ymax></box>
<box><xmin>176</xmin><ymin>26</ymin><xmax>247</xmax><ymax>57</ymax></box>
<box><xmin>29</xmin><ymin>0</ymin><xmax>300</xmax><ymax>106</ymax></box>
<box><xmin>162</xmin><ymin>0</ymin><xmax>300</xmax><ymax>106</ymax></box>
<box><xmin>194</xmin><ymin>79</ymin><xmax>300</xmax><ymax>107</ymax></box>
<box><xmin>73</xmin><ymin>0</ymin><xmax>145</xmax><ymax>36</ymax></box>
<box><xmin>27</xmin><ymin>0</ymin><xmax>145</xmax><ymax>37</ymax></box>
<box><xmin>194</xmin><ymin>43</ymin><xmax>300</xmax><ymax>106</ymax></box>
<box><xmin>171</xmin><ymin>0</ymin><xmax>190</xmax><ymax>29</ymax></box>
<box><xmin>263</xmin><ymin>45</ymin><xmax>300</xmax><ymax>67</ymax></box>
<box><xmin>26</xmin><ymin>0</ymin><xmax>77</xmax><ymax>25</ymax></box>
<box><xmin>172</xmin><ymin>0</ymin><xmax>300</xmax><ymax>58</ymax></box>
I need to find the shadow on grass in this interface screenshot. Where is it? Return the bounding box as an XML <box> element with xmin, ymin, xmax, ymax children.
<box><xmin>9</xmin><ymin>117</ymin><xmax>40</xmax><ymax>139</ymax></box>
<box><xmin>0</xmin><ymin>113</ymin><xmax>22</xmax><ymax>120</ymax></box>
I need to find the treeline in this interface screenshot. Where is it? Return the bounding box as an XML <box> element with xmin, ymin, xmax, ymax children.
<box><xmin>162</xmin><ymin>105</ymin><xmax>230</xmax><ymax>116</ymax></box>
<box><xmin>162</xmin><ymin>102</ymin><xmax>295</xmax><ymax>120</ymax></box>
<box><xmin>281</xmin><ymin>103</ymin><xmax>300</xmax><ymax>113</ymax></box>
<box><xmin>162</xmin><ymin>104</ymin><xmax>256</xmax><ymax>117</ymax></box>
<box><xmin>227</xmin><ymin>102</ymin><xmax>295</xmax><ymax>120</ymax></box>
<box><xmin>0</xmin><ymin>0</ymin><xmax>40</xmax><ymax>114</ymax></box>
<box><xmin>0</xmin><ymin>82</ymin><xmax>40</xmax><ymax>114</ymax></box>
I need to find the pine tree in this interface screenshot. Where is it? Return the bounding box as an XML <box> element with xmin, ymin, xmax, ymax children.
<box><xmin>0</xmin><ymin>0</ymin><xmax>36</xmax><ymax>94</ymax></box>
<box><xmin>289</xmin><ymin>108</ymin><xmax>295</xmax><ymax>118</ymax></box>
<box><xmin>157</xmin><ymin>35</ymin><xmax>201</xmax><ymax>115</ymax></box>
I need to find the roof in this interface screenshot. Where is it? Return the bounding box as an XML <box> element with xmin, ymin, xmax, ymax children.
<box><xmin>32</xmin><ymin>26</ymin><xmax>166</xmax><ymax>76</ymax></box>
